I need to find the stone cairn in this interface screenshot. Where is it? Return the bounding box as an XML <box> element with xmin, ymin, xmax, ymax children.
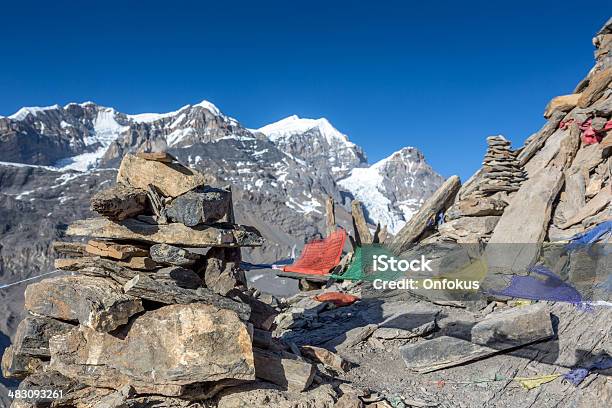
<box><xmin>1</xmin><ymin>153</ymin><xmax>324</xmax><ymax>406</ymax></box>
<box><xmin>478</xmin><ymin>135</ymin><xmax>527</xmax><ymax>195</ymax></box>
<box><xmin>437</xmin><ymin>136</ymin><xmax>528</xmax><ymax>243</ymax></box>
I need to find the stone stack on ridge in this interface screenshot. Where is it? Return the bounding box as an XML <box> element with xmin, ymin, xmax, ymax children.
<box><xmin>478</xmin><ymin>135</ymin><xmax>527</xmax><ymax>195</ymax></box>
<box><xmin>1</xmin><ymin>152</ymin><xmax>327</xmax><ymax>405</ymax></box>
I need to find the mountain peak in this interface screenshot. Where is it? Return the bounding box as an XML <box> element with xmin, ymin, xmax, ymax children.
<box><xmin>193</xmin><ymin>100</ymin><xmax>222</xmax><ymax>116</ymax></box>
<box><xmin>257</xmin><ymin>115</ymin><xmax>349</xmax><ymax>145</ymax></box>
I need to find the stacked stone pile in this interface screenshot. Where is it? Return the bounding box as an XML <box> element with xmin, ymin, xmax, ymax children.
<box><xmin>393</xmin><ymin>18</ymin><xmax>611</xmax><ymax>247</ymax></box>
<box><xmin>1</xmin><ymin>153</ymin><xmax>335</xmax><ymax>406</ymax></box>
<box><xmin>478</xmin><ymin>135</ymin><xmax>527</xmax><ymax>194</ymax></box>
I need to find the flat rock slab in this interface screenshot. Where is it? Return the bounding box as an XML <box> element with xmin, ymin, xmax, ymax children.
<box><xmin>55</xmin><ymin>256</ymin><xmax>158</xmax><ymax>271</ymax></box>
<box><xmin>49</xmin><ymin>303</ymin><xmax>255</xmax><ymax>396</ymax></box>
<box><xmin>85</xmin><ymin>240</ymin><xmax>149</xmax><ymax>260</ymax></box>
<box><xmin>117</xmin><ymin>154</ymin><xmax>212</xmax><ymax>198</ymax></box>
<box><xmin>165</xmin><ymin>186</ymin><xmax>232</xmax><ymax>226</ymax></box>
<box><xmin>67</xmin><ymin>217</ymin><xmax>264</xmax><ymax>247</ymax></box>
<box><xmin>122</xmin><ymin>271</ymin><xmax>252</xmax><ymax>322</ymax></box>
<box><xmin>470</xmin><ymin>304</ymin><xmax>554</xmax><ymax>347</ymax></box>
<box><xmin>400</xmin><ymin>336</ymin><xmax>503</xmax><ymax>373</ymax></box>
<box><xmin>485</xmin><ymin>166</ymin><xmax>564</xmax><ymax>276</ymax></box>
<box><xmin>90</xmin><ymin>183</ymin><xmax>148</xmax><ymax>221</ymax></box>
<box><xmin>24</xmin><ymin>275</ymin><xmax>143</xmax><ymax>332</ymax></box>
<box><xmin>400</xmin><ymin>304</ymin><xmax>554</xmax><ymax>373</ymax></box>
<box><xmin>136</xmin><ymin>151</ymin><xmax>176</xmax><ymax>163</ymax></box>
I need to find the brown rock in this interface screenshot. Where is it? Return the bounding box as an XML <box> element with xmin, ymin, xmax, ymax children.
<box><xmin>335</xmin><ymin>393</ymin><xmax>364</xmax><ymax>408</ymax></box>
<box><xmin>90</xmin><ymin>183</ymin><xmax>148</xmax><ymax>221</ymax></box>
<box><xmin>578</xmin><ymin>68</ymin><xmax>612</xmax><ymax>108</ymax></box>
<box><xmin>117</xmin><ymin>153</ymin><xmax>212</xmax><ymax>198</ymax></box>
<box><xmin>51</xmin><ymin>241</ymin><xmax>87</xmax><ymax>257</ymax></box>
<box><xmin>24</xmin><ymin>275</ymin><xmax>143</xmax><ymax>332</ymax></box>
<box><xmin>85</xmin><ymin>240</ymin><xmax>149</xmax><ymax>260</ymax></box>
<box><xmin>544</xmin><ymin>93</ymin><xmax>582</xmax><ymax>118</ymax></box>
<box><xmin>49</xmin><ymin>304</ymin><xmax>255</xmax><ymax>396</ymax></box>
<box><xmin>1</xmin><ymin>345</ymin><xmax>45</xmax><ymax>379</ymax></box>
<box><xmin>253</xmin><ymin>348</ymin><xmax>316</xmax><ymax>392</ymax></box>
<box><xmin>135</xmin><ymin>151</ymin><xmax>176</xmax><ymax>163</ymax></box>
<box><xmin>300</xmin><ymin>345</ymin><xmax>349</xmax><ymax>372</ymax></box>
<box><xmin>55</xmin><ymin>255</ymin><xmax>158</xmax><ymax>271</ymax></box>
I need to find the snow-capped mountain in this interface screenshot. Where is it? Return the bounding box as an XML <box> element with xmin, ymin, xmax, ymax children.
<box><xmin>338</xmin><ymin>147</ymin><xmax>445</xmax><ymax>233</ymax></box>
<box><xmin>0</xmin><ymin>100</ymin><xmax>444</xmax><ymax>236</ymax></box>
<box><xmin>0</xmin><ymin>99</ymin><xmax>444</xmax><ymax>352</ymax></box>
<box><xmin>256</xmin><ymin>115</ymin><xmax>367</xmax><ymax>179</ymax></box>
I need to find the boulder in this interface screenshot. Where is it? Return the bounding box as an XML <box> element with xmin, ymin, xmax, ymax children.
<box><xmin>90</xmin><ymin>183</ymin><xmax>148</xmax><ymax>221</ymax></box>
<box><xmin>67</xmin><ymin>217</ymin><xmax>264</xmax><ymax>247</ymax></box>
<box><xmin>49</xmin><ymin>304</ymin><xmax>255</xmax><ymax>397</ymax></box>
<box><xmin>117</xmin><ymin>153</ymin><xmax>211</xmax><ymax>198</ymax></box>
<box><xmin>24</xmin><ymin>276</ymin><xmax>143</xmax><ymax>332</ymax></box>
<box><xmin>165</xmin><ymin>186</ymin><xmax>232</xmax><ymax>226</ymax></box>
<box><xmin>150</xmin><ymin>243</ymin><xmax>200</xmax><ymax>266</ymax></box>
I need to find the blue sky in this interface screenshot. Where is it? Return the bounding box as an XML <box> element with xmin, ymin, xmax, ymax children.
<box><xmin>1</xmin><ymin>1</ymin><xmax>609</xmax><ymax>180</ymax></box>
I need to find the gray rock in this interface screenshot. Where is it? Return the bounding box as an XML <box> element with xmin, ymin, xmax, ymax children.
<box><xmin>90</xmin><ymin>183</ymin><xmax>148</xmax><ymax>221</ymax></box>
<box><xmin>470</xmin><ymin>304</ymin><xmax>554</xmax><ymax>347</ymax></box>
<box><xmin>201</xmin><ymin>247</ymin><xmax>247</xmax><ymax>296</ymax></box>
<box><xmin>150</xmin><ymin>243</ymin><xmax>200</xmax><ymax>266</ymax></box>
<box><xmin>165</xmin><ymin>186</ymin><xmax>232</xmax><ymax>226</ymax></box>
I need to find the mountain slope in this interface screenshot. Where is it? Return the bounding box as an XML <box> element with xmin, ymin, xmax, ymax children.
<box><xmin>338</xmin><ymin>147</ymin><xmax>444</xmax><ymax>233</ymax></box>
